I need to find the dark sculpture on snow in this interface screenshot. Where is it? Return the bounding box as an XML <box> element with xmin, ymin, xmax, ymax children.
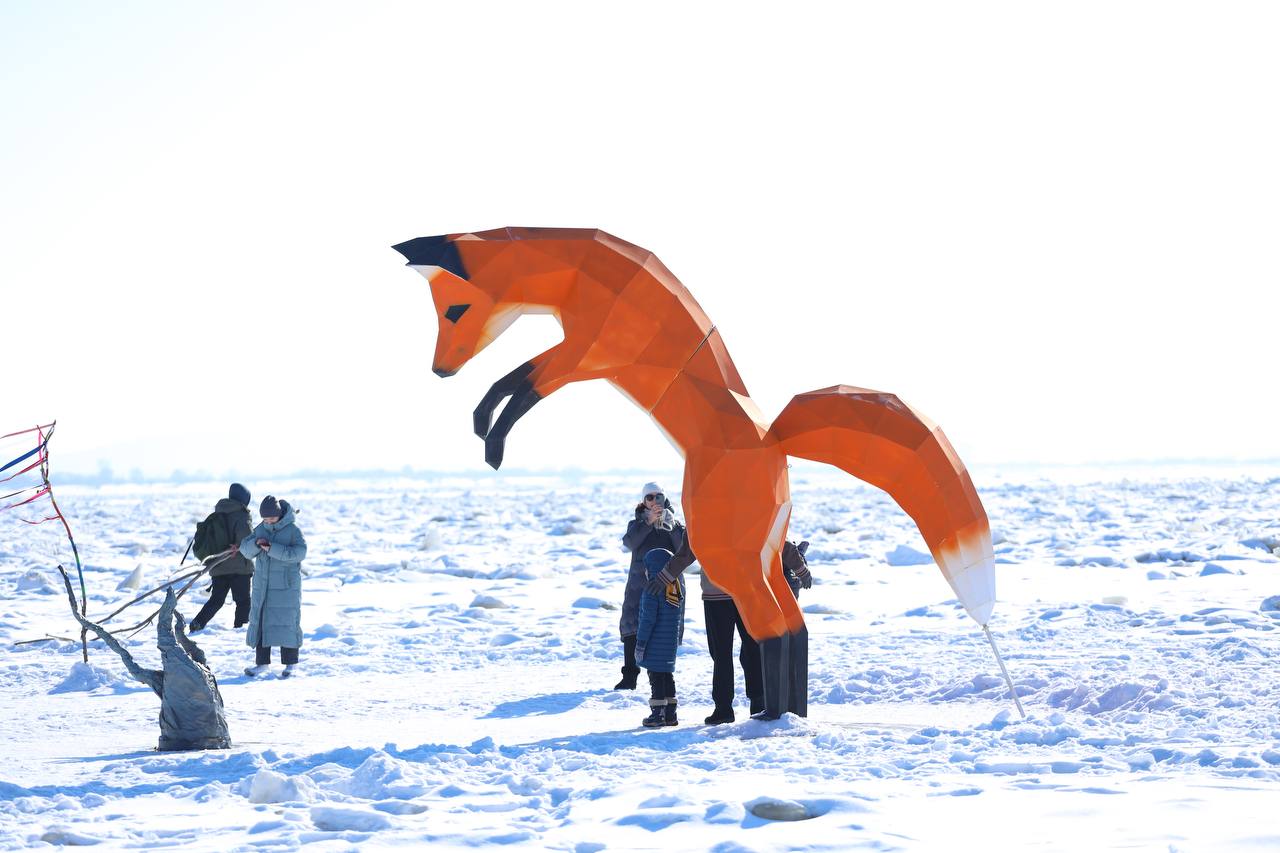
<box><xmin>59</xmin><ymin>568</ymin><xmax>231</xmax><ymax>751</ymax></box>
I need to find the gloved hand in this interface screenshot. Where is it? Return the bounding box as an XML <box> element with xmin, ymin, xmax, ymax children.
<box><xmin>635</xmin><ymin>643</ymin><xmax>647</xmax><ymax>662</ymax></box>
<box><xmin>783</xmin><ymin>539</ymin><xmax>812</xmax><ymax>589</ymax></box>
<box><xmin>645</xmin><ymin>568</ymin><xmax>675</xmax><ymax>596</ymax></box>
<box><xmin>794</xmin><ymin>562</ymin><xmax>813</xmax><ymax>589</ymax></box>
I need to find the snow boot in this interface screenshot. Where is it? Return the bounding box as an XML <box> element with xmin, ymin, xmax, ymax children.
<box><xmin>642</xmin><ymin>702</ymin><xmax>667</xmax><ymax>728</ymax></box>
<box><xmin>243</xmin><ymin>664</ymin><xmax>269</xmax><ymax>678</ymax></box>
<box><xmin>663</xmin><ymin>701</ymin><xmax>678</xmax><ymax>727</ymax></box>
<box><xmin>187</xmin><ymin>620</ymin><xmax>205</xmax><ymax>633</ymax></box>
<box><xmin>614</xmin><ymin>635</ymin><xmax>640</xmax><ymax>690</ymax></box>
<box><xmin>280</xmin><ymin>664</ymin><xmax>296</xmax><ymax>679</ymax></box>
<box><xmin>704</xmin><ymin>707</ymin><xmax>735</xmax><ymax>725</ymax></box>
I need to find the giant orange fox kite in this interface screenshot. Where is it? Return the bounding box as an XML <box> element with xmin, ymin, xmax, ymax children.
<box><xmin>394</xmin><ymin>227</ymin><xmax>996</xmax><ymax>719</ymax></box>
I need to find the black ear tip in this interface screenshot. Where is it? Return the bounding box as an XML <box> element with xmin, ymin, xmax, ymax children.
<box><xmin>392</xmin><ymin>236</ymin><xmax>468</xmax><ymax>280</ymax></box>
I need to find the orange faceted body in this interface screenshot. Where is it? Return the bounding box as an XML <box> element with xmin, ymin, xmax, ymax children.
<box><xmin>394</xmin><ymin>228</ymin><xmax>996</xmax><ymax>709</ymax></box>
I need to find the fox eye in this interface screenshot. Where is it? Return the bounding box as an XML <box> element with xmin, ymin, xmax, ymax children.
<box><xmin>444</xmin><ymin>304</ymin><xmax>470</xmax><ymax>323</ymax></box>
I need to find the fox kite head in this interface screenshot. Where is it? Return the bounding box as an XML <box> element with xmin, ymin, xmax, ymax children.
<box><xmin>393</xmin><ymin>227</ymin><xmax>604</xmax><ymax>468</ymax></box>
<box><xmin>392</xmin><ymin>232</ymin><xmax>513</xmax><ymax>378</ymax></box>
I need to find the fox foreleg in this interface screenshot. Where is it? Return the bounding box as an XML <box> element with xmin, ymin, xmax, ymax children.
<box><xmin>473</xmin><ymin>361</ymin><xmax>536</xmax><ymax>440</ymax></box>
<box><xmin>474</xmin><ymin>359</ymin><xmax>544</xmax><ymax>470</ymax></box>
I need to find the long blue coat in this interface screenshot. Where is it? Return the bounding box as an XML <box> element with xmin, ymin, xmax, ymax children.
<box><xmin>635</xmin><ymin>575</ymin><xmax>682</xmax><ymax>674</ymax></box>
<box><xmin>239</xmin><ymin>504</ymin><xmax>307</xmax><ymax>649</ymax></box>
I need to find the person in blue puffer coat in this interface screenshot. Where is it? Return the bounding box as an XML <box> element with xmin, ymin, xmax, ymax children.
<box><xmin>635</xmin><ymin>547</ymin><xmax>683</xmax><ymax>727</ymax></box>
<box><xmin>239</xmin><ymin>495</ymin><xmax>307</xmax><ymax>678</ymax></box>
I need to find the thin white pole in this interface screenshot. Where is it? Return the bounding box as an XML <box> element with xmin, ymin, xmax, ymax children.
<box><xmin>983</xmin><ymin>624</ymin><xmax>1026</xmax><ymax>719</ymax></box>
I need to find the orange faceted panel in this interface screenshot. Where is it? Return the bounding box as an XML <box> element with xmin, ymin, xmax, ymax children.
<box><xmin>393</xmin><ymin>228</ymin><xmax>996</xmax><ymax>639</ymax></box>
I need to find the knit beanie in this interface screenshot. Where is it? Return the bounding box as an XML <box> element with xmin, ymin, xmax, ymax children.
<box><xmin>228</xmin><ymin>483</ymin><xmax>251</xmax><ymax>506</ymax></box>
<box><xmin>260</xmin><ymin>495</ymin><xmax>282</xmax><ymax>519</ymax></box>
<box><xmin>641</xmin><ymin>482</ymin><xmax>665</xmax><ymax>501</ymax></box>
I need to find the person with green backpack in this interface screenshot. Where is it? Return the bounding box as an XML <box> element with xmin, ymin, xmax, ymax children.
<box><xmin>189</xmin><ymin>483</ymin><xmax>255</xmax><ymax>632</ymax></box>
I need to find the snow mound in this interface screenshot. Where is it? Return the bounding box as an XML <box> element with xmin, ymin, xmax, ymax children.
<box><xmin>572</xmin><ymin>597</ymin><xmax>617</xmax><ymax>610</ymax></box>
<box><xmin>310</xmin><ymin>805</ymin><xmax>392</xmax><ymax>832</ymax></box>
<box><xmin>417</xmin><ymin>527</ymin><xmax>443</xmax><ymax>551</ymax></box>
<box><xmin>470</xmin><ymin>594</ymin><xmax>507</xmax><ymax>609</ymax></box>
<box><xmin>40</xmin><ymin>827</ymin><xmax>104</xmax><ymax>846</ymax></box>
<box><xmin>343</xmin><ymin>752</ymin><xmax>430</xmax><ymax>799</ymax></box>
<box><xmin>15</xmin><ymin>570</ymin><xmax>57</xmax><ymax>594</ymax></box>
<box><xmin>885</xmin><ymin>545</ymin><xmax>932</xmax><ymax>566</ymax></box>
<box><xmin>311</xmin><ymin>623</ymin><xmax>339</xmax><ymax>640</ymax></box>
<box><xmin>247</xmin><ymin>768</ymin><xmax>318</xmax><ymax>804</ymax></box>
<box><xmin>49</xmin><ymin>662</ymin><xmax>125</xmax><ymax>694</ymax></box>
<box><xmin>1261</xmin><ymin>596</ymin><xmax>1280</xmax><ymax>612</ymax></box>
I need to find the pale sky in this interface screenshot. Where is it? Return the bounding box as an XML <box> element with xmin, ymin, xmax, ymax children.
<box><xmin>3</xmin><ymin>2</ymin><xmax>1277</xmax><ymax>480</ymax></box>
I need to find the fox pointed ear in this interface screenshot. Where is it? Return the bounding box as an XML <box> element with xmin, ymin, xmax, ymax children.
<box><xmin>391</xmin><ymin>235</ymin><xmax>469</xmax><ymax>280</ymax></box>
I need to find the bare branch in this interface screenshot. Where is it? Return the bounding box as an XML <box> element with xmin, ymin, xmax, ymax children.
<box><xmin>57</xmin><ymin>566</ymin><xmax>163</xmax><ymax>697</ymax></box>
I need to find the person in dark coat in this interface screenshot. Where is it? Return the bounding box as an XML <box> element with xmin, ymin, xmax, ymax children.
<box><xmin>616</xmin><ymin>481</ymin><xmax>686</xmax><ymax>690</ymax></box>
<box><xmin>189</xmin><ymin>483</ymin><xmax>255</xmax><ymax>632</ymax></box>
<box><xmin>636</xmin><ymin>548</ymin><xmax>683</xmax><ymax>727</ymax></box>
<box><xmin>239</xmin><ymin>495</ymin><xmax>307</xmax><ymax>677</ymax></box>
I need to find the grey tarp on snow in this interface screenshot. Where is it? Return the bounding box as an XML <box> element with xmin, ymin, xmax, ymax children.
<box><xmin>62</xmin><ymin>572</ymin><xmax>231</xmax><ymax>751</ymax></box>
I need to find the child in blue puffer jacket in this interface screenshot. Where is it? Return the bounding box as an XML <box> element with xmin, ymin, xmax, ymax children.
<box><xmin>635</xmin><ymin>547</ymin><xmax>684</xmax><ymax>727</ymax></box>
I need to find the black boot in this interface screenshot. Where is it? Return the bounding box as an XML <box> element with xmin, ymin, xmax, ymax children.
<box><xmin>642</xmin><ymin>702</ymin><xmax>666</xmax><ymax>727</ymax></box>
<box><xmin>664</xmin><ymin>701</ymin><xmax>678</xmax><ymax>727</ymax></box>
<box><xmin>752</xmin><ymin>634</ymin><xmax>792</xmax><ymax>721</ymax></box>
<box><xmin>748</xmin><ymin>696</ymin><xmax>765</xmax><ymax>716</ymax></box>
<box><xmin>614</xmin><ymin>636</ymin><xmax>640</xmax><ymax>690</ymax></box>
<box><xmin>704</xmin><ymin>707</ymin><xmax>734</xmax><ymax>725</ymax></box>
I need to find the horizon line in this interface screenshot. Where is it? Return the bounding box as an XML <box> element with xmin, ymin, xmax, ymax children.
<box><xmin>50</xmin><ymin>456</ymin><xmax>1280</xmax><ymax>486</ymax></box>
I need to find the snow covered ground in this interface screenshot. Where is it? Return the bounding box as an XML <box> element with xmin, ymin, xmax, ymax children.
<box><xmin>2</xmin><ymin>466</ymin><xmax>1279</xmax><ymax>851</ymax></box>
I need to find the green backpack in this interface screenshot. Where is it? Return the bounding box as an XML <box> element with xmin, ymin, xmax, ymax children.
<box><xmin>192</xmin><ymin>512</ymin><xmax>231</xmax><ymax>561</ymax></box>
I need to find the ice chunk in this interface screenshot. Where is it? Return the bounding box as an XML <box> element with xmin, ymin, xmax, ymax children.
<box><xmin>747</xmin><ymin>797</ymin><xmax>811</xmax><ymax>821</ymax></box>
<box><xmin>117</xmin><ymin>564</ymin><xmax>144</xmax><ymax>591</ymax></box>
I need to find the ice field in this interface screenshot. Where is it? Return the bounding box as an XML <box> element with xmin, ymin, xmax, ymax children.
<box><xmin>2</xmin><ymin>466</ymin><xmax>1278</xmax><ymax>851</ymax></box>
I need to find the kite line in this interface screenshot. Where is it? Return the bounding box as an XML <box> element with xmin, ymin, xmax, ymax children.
<box><xmin>2</xmin><ymin>421</ymin><xmax>89</xmax><ymax>660</ymax></box>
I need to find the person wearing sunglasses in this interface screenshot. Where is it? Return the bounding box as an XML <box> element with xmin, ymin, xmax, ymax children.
<box><xmin>617</xmin><ymin>482</ymin><xmax>687</xmax><ymax>690</ymax></box>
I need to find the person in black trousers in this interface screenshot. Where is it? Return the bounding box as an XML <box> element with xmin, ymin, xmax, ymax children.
<box><xmin>702</xmin><ymin>538</ymin><xmax>811</xmax><ymax>724</ymax></box>
<box><xmin>189</xmin><ymin>484</ymin><xmax>255</xmax><ymax>631</ymax></box>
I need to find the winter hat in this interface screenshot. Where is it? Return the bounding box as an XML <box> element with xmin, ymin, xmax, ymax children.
<box><xmin>260</xmin><ymin>495</ymin><xmax>282</xmax><ymax>519</ymax></box>
<box><xmin>643</xmin><ymin>548</ymin><xmax>673</xmax><ymax>576</ymax></box>
<box><xmin>640</xmin><ymin>482</ymin><xmax>665</xmax><ymax>501</ymax></box>
<box><xmin>228</xmin><ymin>483</ymin><xmax>251</xmax><ymax>506</ymax></box>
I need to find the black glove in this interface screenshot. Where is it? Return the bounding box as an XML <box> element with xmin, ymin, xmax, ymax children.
<box><xmin>783</xmin><ymin>539</ymin><xmax>812</xmax><ymax>589</ymax></box>
<box><xmin>794</xmin><ymin>563</ymin><xmax>813</xmax><ymax>589</ymax></box>
<box><xmin>645</xmin><ymin>567</ymin><xmax>675</xmax><ymax>596</ymax></box>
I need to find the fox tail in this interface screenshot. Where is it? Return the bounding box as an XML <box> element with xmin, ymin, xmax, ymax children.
<box><xmin>770</xmin><ymin>385</ymin><xmax>995</xmax><ymax>625</ymax></box>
